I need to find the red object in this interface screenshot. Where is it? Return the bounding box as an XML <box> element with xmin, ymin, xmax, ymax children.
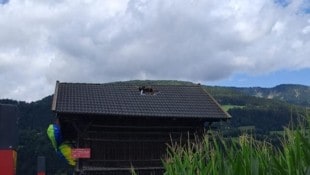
<box><xmin>37</xmin><ymin>172</ymin><xmax>45</xmax><ymax>175</ymax></box>
<box><xmin>0</xmin><ymin>149</ymin><xmax>17</xmax><ymax>175</ymax></box>
<box><xmin>72</xmin><ymin>148</ymin><xmax>91</xmax><ymax>158</ymax></box>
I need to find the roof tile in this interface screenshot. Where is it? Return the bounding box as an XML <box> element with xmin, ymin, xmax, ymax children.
<box><xmin>53</xmin><ymin>82</ymin><xmax>230</xmax><ymax>120</ymax></box>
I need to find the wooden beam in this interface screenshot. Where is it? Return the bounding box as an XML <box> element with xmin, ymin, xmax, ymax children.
<box><xmin>90</xmin><ymin>124</ymin><xmax>201</xmax><ymax>130</ymax></box>
<box><xmin>83</xmin><ymin>138</ymin><xmax>186</xmax><ymax>142</ymax></box>
<box><xmin>87</xmin><ymin>159</ymin><xmax>161</xmax><ymax>162</ymax></box>
<box><xmin>82</xmin><ymin>166</ymin><xmax>164</xmax><ymax>171</ymax></box>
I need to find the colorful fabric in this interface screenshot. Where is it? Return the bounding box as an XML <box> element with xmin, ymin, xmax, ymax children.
<box><xmin>57</xmin><ymin>143</ymin><xmax>76</xmax><ymax>166</ymax></box>
<box><xmin>47</xmin><ymin>124</ymin><xmax>76</xmax><ymax>166</ymax></box>
<box><xmin>47</xmin><ymin>124</ymin><xmax>59</xmax><ymax>150</ymax></box>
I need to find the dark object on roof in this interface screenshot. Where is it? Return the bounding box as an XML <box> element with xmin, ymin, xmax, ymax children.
<box><xmin>0</xmin><ymin>104</ymin><xmax>19</xmax><ymax>150</ymax></box>
<box><xmin>52</xmin><ymin>81</ymin><xmax>230</xmax><ymax>120</ymax></box>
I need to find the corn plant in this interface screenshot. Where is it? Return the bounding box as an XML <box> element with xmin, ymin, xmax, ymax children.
<box><xmin>163</xmin><ymin>115</ymin><xmax>310</xmax><ymax>175</ymax></box>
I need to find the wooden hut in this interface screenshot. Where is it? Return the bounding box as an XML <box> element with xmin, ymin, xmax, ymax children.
<box><xmin>51</xmin><ymin>81</ymin><xmax>230</xmax><ymax>175</ymax></box>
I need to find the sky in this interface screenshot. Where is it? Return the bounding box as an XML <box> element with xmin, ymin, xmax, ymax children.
<box><xmin>0</xmin><ymin>0</ymin><xmax>310</xmax><ymax>102</ymax></box>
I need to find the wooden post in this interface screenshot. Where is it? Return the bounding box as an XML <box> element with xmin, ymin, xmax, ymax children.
<box><xmin>37</xmin><ymin>156</ymin><xmax>45</xmax><ymax>175</ymax></box>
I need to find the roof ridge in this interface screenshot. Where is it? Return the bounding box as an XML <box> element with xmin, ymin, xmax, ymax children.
<box><xmin>58</xmin><ymin>81</ymin><xmax>201</xmax><ymax>87</ymax></box>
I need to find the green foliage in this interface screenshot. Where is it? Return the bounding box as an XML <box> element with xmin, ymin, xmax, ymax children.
<box><xmin>163</xmin><ymin>115</ymin><xmax>310</xmax><ymax>175</ymax></box>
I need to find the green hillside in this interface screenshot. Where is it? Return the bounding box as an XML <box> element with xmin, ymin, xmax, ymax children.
<box><xmin>232</xmin><ymin>84</ymin><xmax>310</xmax><ymax>107</ymax></box>
<box><xmin>205</xmin><ymin>85</ymin><xmax>307</xmax><ymax>136</ymax></box>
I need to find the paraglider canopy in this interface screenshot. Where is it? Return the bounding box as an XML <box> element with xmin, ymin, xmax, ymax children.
<box><xmin>47</xmin><ymin>123</ymin><xmax>76</xmax><ymax>166</ymax></box>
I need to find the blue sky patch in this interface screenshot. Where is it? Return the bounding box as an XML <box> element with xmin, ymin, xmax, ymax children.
<box><xmin>301</xmin><ymin>2</ymin><xmax>310</xmax><ymax>14</ymax></box>
<box><xmin>275</xmin><ymin>0</ymin><xmax>310</xmax><ymax>14</ymax></box>
<box><xmin>0</xmin><ymin>0</ymin><xmax>9</xmax><ymax>4</ymax></box>
<box><xmin>207</xmin><ymin>68</ymin><xmax>310</xmax><ymax>88</ymax></box>
<box><xmin>274</xmin><ymin>0</ymin><xmax>291</xmax><ymax>7</ymax></box>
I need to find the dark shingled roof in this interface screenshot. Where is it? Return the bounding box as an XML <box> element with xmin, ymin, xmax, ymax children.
<box><xmin>52</xmin><ymin>81</ymin><xmax>231</xmax><ymax>120</ymax></box>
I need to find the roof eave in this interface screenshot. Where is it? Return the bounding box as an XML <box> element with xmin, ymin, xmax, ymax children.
<box><xmin>201</xmin><ymin>87</ymin><xmax>232</xmax><ymax>119</ymax></box>
<box><xmin>53</xmin><ymin>110</ymin><xmax>230</xmax><ymax>121</ymax></box>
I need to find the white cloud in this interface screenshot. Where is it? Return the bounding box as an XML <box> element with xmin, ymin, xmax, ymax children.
<box><xmin>0</xmin><ymin>0</ymin><xmax>310</xmax><ymax>101</ymax></box>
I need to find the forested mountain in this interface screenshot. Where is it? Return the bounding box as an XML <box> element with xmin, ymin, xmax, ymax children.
<box><xmin>1</xmin><ymin>81</ymin><xmax>309</xmax><ymax>175</ymax></box>
<box><xmin>205</xmin><ymin>85</ymin><xmax>307</xmax><ymax>135</ymax></box>
<box><xmin>233</xmin><ymin>84</ymin><xmax>310</xmax><ymax>107</ymax></box>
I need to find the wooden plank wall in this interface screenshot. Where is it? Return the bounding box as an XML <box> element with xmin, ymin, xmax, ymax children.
<box><xmin>60</xmin><ymin>115</ymin><xmax>205</xmax><ymax>175</ymax></box>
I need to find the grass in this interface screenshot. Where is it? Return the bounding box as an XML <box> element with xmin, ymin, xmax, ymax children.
<box><xmin>162</xmin><ymin>116</ymin><xmax>310</xmax><ymax>175</ymax></box>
